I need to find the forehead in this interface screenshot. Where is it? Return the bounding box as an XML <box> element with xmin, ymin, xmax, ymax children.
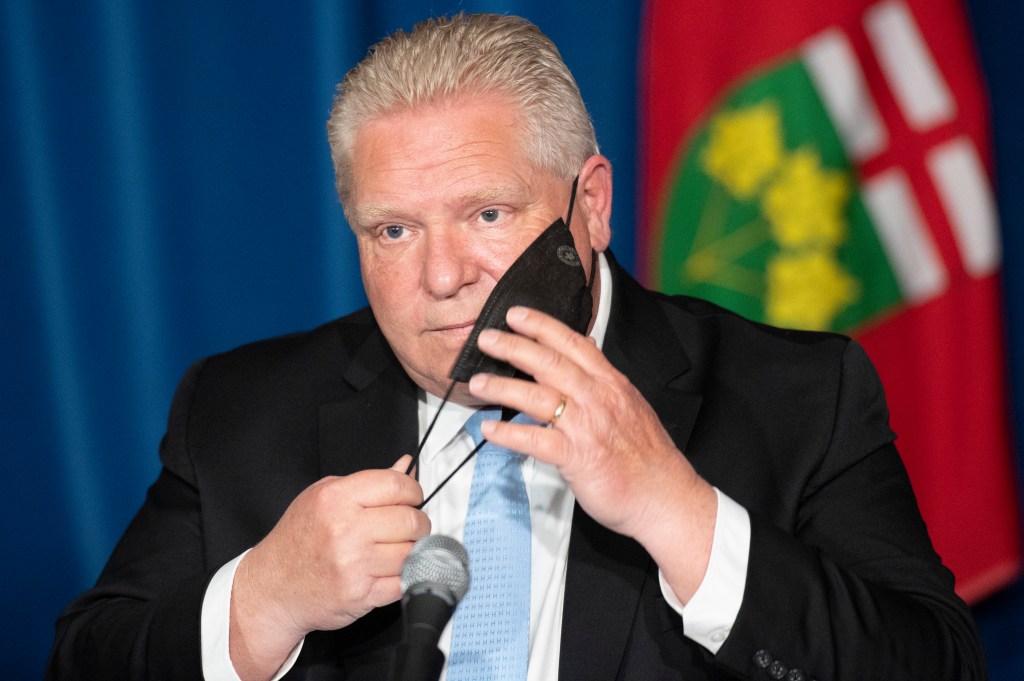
<box><xmin>347</xmin><ymin>98</ymin><xmax>556</xmax><ymax>214</ymax></box>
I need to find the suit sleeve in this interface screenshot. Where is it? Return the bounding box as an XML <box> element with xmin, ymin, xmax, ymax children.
<box><xmin>45</xmin><ymin>359</ymin><xmax>214</xmax><ymax>681</ymax></box>
<box><xmin>712</xmin><ymin>341</ymin><xmax>986</xmax><ymax>681</ymax></box>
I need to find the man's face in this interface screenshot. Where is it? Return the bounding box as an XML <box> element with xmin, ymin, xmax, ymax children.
<box><xmin>347</xmin><ymin>97</ymin><xmax>610</xmax><ymax>403</ymax></box>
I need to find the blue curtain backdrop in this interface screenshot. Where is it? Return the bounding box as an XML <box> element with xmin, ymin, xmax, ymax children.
<box><xmin>1</xmin><ymin>1</ymin><xmax>1020</xmax><ymax>678</ymax></box>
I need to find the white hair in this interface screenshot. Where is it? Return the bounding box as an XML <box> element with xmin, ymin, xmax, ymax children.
<box><xmin>327</xmin><ymin>13</ymin><xmax>599</xmax><ymax>209</ymax></box>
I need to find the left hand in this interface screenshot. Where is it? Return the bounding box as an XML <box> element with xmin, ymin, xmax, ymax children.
<box><xmin>469</xmin><ymin>306</ymin><xmax>718</xmax><ymax>601</ymax></box>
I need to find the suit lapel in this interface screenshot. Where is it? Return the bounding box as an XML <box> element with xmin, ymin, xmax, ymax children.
<box><xmin>310</xmin><ymin>325</ymin><xmax>422</xmax><ymax>675</ymax></box>
<box><xmin>318</xmin><ymin>326</ymin><xmax>420</xmax><ymax>477</ymax></box>
<box><xmin>559</xmin><ymin>506</ymin><xmax>651</xmax><ymax>681</ymax></box>
<box><xmin>602</xmin><ymin>255</ymin><xmax>704</xmax><ymax>449</ymax></box>
<box><xmin>560</xmin><ymin>256</ymin><xmax>705</xmax><ymax>680</ymax></box>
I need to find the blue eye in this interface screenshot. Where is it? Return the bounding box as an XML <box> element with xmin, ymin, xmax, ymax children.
<box><xmin>384</xmin><ymin>225</ymin><xmax>405</xmax><ymax>239</ymax></box>
<box><xmin>480</xmin><ymin>209</ymin><xmax>500</xmax><ymax>223</ymax></box>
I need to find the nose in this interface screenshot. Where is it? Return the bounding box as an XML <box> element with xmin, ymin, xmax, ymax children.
<box><xmin>421</xmin><ymin>227</ymin><xmax>478</xmax><ymax>298</ymax></box>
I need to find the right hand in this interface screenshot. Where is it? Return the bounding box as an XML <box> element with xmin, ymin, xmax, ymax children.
<box><xmin>229</xmin><ymin>455</ymin><xmax>430</xmax><ymax>680</ymax></box>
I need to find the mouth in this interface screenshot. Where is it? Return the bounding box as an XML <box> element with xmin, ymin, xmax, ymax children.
<box><xmin>430</xmin><ymin>320</ymin><xmax>476</xmax><ymax>338</ymax></box>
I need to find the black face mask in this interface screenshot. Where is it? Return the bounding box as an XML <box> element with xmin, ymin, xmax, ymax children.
<box><xmin>448</xmin><ymin>177</ymin><xmax>595</xmax><ymax>383</ymax></box>
<box><xmin>409</xmin><ymin>176</ymin><xmax>596</xmax><ymax>491</ymax></box>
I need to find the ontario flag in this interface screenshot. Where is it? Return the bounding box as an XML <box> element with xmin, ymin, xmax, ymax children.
<box><xmin>640</xmin><ymin>0</ymin><xmax>1021</xmax><ymax>602</ymax></box>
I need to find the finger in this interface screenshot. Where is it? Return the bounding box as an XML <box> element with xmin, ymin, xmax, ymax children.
<box><xmin>394</xmin><ymin>453</ymin><xmax>418</xmax><ymax>477</ymax></box>
<box><xmin>343</xmin><ymin>468</ymin><xmax>425</xmax><ymax>508</ymax></box>
<box><xmin>363</xmin><ymin>541</ymin><xmax>419</xmax><ymax>579</ymax></box>
<box><xmin>469</xmin><ymin>372</ymin><xmax>565</xmax><ymax>426</ymax></box>
<box><xmin>366</xmin><ymin>575</ymin><xmax>403</xmax><ymax>609</ymax></box>
<box><xmin>476</xmin><ymin>327</ymin><xmax>590</xmax><ymax>398</ymax></box>
<box><xmin>361</xmin><ymin>504</ymin><xmax>431</xmax><ymax>544</ymax></box>
<box><xmin>480</xmin><ymin>418</ymin><xmax>567</xmax><ymax>468</ymax></box>
<box><xmin>503</xmin><ymin>306</ymin><xmax>615</xmax><ymax>378</ymax></box>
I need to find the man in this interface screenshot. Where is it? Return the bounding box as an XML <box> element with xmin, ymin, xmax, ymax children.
<box><xmin>48</xmin><ymin>13</ymin><xmax>984</xmax><ymax>681</ymax></box>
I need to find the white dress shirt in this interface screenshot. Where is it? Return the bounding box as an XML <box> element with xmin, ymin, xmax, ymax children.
<box><xmin>200</xmin><ymin>253</ymin><xmax>751</xmax><ymax>680</ymax></box>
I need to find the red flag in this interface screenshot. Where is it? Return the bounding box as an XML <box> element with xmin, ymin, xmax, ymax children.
<box><xmin>640</xmin><ymin>0</ymin><xmax>1020</xmax><ymax>602</ymax></box>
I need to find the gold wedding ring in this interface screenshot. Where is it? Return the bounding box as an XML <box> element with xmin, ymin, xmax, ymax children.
<box><xmin>550</xmin><ymin>397</ymin><xmax>567</xmax><ymax>426</ymax></box>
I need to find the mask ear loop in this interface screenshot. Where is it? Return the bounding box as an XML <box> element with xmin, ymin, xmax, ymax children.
<box><xmin>564</xmin><ymin>174</ymin><xmax>598</xmax><ymax>294</ymax></box>
<box><xmin>410</xmin><ymin>174</ymin><xmax>584</xmax><ymax>508</ymax></box>
<box><xmin>419</xmin><ymin>437</ymin><xmax>486</xmax><ymax>509</ymax></box>
<box><xmin>405</xmin><ymin>381</ymin><xmax>509</xmax><ymax>510</ymax></box>
<box><xmin>404</xmin><ymin>380</ymin><xmax>456</xmax><ymax>477</ymax></box>
<box><xmin>410</xmin><ymin>380</ymin><xmax>492</xmax><ymax>509</ymax></box>
<box><xmin>565</xmin><ymin>175</ymin><xmax>579</xmax><ymax>230</ymax></box>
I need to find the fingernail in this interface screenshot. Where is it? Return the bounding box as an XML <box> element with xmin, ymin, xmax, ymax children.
<box><xmin>507</xmin><ymin>306</ymin><xmax>528</xmax><ymax>322</ymax></box>
<box><xmin>469</xmin><ymin>373</ymin><xmax>488</xmax><ymax>391</ymax></box>
<box><xmin>478</xmin><ymin>329</ymin><xmax>499</xmax><ymax>346</ymax></box>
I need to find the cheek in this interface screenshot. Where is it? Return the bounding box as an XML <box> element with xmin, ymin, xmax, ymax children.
<box><xmin>360</xmin><ymin>256</ymin><xmax>420</xmax><ymax>324</ymax></box>
<box><xmin>478</xmin><ymin>234</ymin><xmax>536</xmax><ymax>278</ymax></box>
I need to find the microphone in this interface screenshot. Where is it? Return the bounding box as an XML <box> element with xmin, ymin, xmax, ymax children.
<box><xmin>390</xmin><ymin>534</ymin><xmax>471</xmax><ymax>681</ymax></box>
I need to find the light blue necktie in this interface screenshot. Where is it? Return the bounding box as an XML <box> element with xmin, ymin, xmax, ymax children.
<box><xmin>447</xmin><ymin>408</ymin><xmax>531</xmax><ymax>681</ymax></box>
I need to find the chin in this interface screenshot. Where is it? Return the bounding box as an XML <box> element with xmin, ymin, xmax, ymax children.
<box><xmin>402</xmin><ymin>354</ymin><xmax>457</xmax><ymax>394</ymax></box>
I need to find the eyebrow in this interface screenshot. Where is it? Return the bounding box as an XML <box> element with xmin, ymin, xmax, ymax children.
<box><xmin>351</xmin><ymin>203</ymin><xmax>403</xmax><ymax>225</ymax></box>
<box><xmin>352</xmin><ymin>185</ymin><xmax>528</xmax><ymax>226</ymax></box>
<box><xmin>457</xmin><ymin>186</ymin><xmax>523</xmax><ymax>205</ymax></box>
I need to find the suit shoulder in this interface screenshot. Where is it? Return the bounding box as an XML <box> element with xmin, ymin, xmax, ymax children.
<box><xmin>212</xmin><ymin>306</ymin><xmax>373</xmax><ymax>364</ymax></box>
<box><xmin>184</xmin><ymin>307</ymin><xmax>380</xmax><ymax>405</ymax></box>
<box><xmin>654</xmin><ymin>289</ymin><xmax>854</xmax><ymax>359</ymax></box>
<box><xmin>648</xmin><ymin>290</ymin><xmax>890</xmax><ymax>423</ymax></box>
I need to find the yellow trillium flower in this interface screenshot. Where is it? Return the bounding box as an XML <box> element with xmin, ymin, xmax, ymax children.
<box><xmin>763</xmin><ymin>148</ymin><xmax>850</xmax><ymax>249</ymax></box>
<box><xmin>765</xmin><ymin>250</ymin><xmax>859</xmax><ymax>331</ymax></box>
<box><xmin>702</xmin><ymin>102</ymin><xmax>784</xmax><ymax>199</ymax></box>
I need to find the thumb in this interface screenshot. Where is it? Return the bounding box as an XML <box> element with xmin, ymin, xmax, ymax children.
<box><xmin>392</xmin><ymin>453</ymin><xmax>414</xmax><ymax>474</ymax></box>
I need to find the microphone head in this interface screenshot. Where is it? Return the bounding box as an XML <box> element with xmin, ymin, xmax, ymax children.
<box><xmin>401</xmin><ymin>534</ymin><xmax>471</xmax><ymax>603</ymax></box>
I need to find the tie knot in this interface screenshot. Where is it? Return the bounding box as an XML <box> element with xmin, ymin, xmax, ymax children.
<box><xmin>464</xmin><ymin>408</ymin><xmax>501</xmax><ymax>446</ymax></box>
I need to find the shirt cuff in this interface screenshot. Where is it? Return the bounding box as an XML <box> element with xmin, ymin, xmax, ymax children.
<box><xmin>200</xmin><ymin>549</ymin><xmax>305</xmax><ymax>681</ymax></box>
<box><xmin>658</xmin><ymin>487</ymin><xmax>750</xmax><ymax>654</ymax></box>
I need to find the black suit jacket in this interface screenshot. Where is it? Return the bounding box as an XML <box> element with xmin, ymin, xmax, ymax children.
<box><xmin>47</xmin><ymin>256</ymin><xmax>985</xmax><ymax>680</ymax></box>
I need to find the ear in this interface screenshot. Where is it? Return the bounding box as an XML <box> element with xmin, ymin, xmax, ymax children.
<box><xmin>576</xmin><ymin>154</ymin><xmax>613</xmax><ymax>252</ymax></box>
